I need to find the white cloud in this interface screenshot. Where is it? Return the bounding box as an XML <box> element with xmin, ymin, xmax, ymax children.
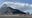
<box><xmin>25</xmin><ymin>3</ymin><xmax>29</xmax><ymax>6</ymax></box>
<box><xmin>30</xmin><ymin>4</ymin><xmax>32</xmax><ymax>7</ymax></box>
<box><xmin>1</xmin><ymin>2</ymin><xmax>32</xmax><ymax>10</ymax></box>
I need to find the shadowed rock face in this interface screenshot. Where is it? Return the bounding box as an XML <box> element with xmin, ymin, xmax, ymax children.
<box><xmin>12</xmin><ymin>9</ymin><xmax>26</xmax><ymax>14</ymax></box>
<box><xmin>4</xmin><ymin>7</ymin><xmax>26</xmax><ymax>15</ymax></box>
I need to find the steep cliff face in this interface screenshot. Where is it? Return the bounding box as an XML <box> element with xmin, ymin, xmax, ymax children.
<box><xmin>12</xmin><ymin>9</ymin><xmax>26</xmax><ymax>14</ymax></box>
<box><xmin>4</xmin><ymin>7</ymin><xmax>26</xmax><ymax>15</ymax></box>
<box><xmin>0</xmin><ymin>4</ymin><xmax>26</xmax><ymax>15</ymax></box>
<box><xmin>0</xmin><ymin>4</ymin><xmax>8</xmax><ymax>15</ymax></box>
<box><xmin>0</xmin><ymin>2</ymin><xmax>27</xmax><ymax>15</ymax></box>
<box><xmin>1</xmin><ymin>4</ymin><xmax>8</xmax><ymax>12</ymax></box>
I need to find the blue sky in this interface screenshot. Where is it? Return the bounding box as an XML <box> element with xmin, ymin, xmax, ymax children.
<box><xmin>0</xmin><ymin>0</ymin><xmax>32</xmax><ymax>4</ymax></box>
<box><xmin>8</xmin><ymin>0</ymin><xmax>32</xmax><ymax>4</ymax></box>
<box><xmin>16</xmin><ymin>0</ymin><xmax>32</xmax><ymax>4</ymax></box>
<box><xmin>0</xmin><ymin>0</ymin><xmax>5</xmax><ymax>5</ymax></box>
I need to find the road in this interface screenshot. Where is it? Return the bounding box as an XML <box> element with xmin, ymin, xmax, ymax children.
<box><xmin>0</xmin><ymin>15</ymin><xmax>32</xmax><ymax>18</ymax></box>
